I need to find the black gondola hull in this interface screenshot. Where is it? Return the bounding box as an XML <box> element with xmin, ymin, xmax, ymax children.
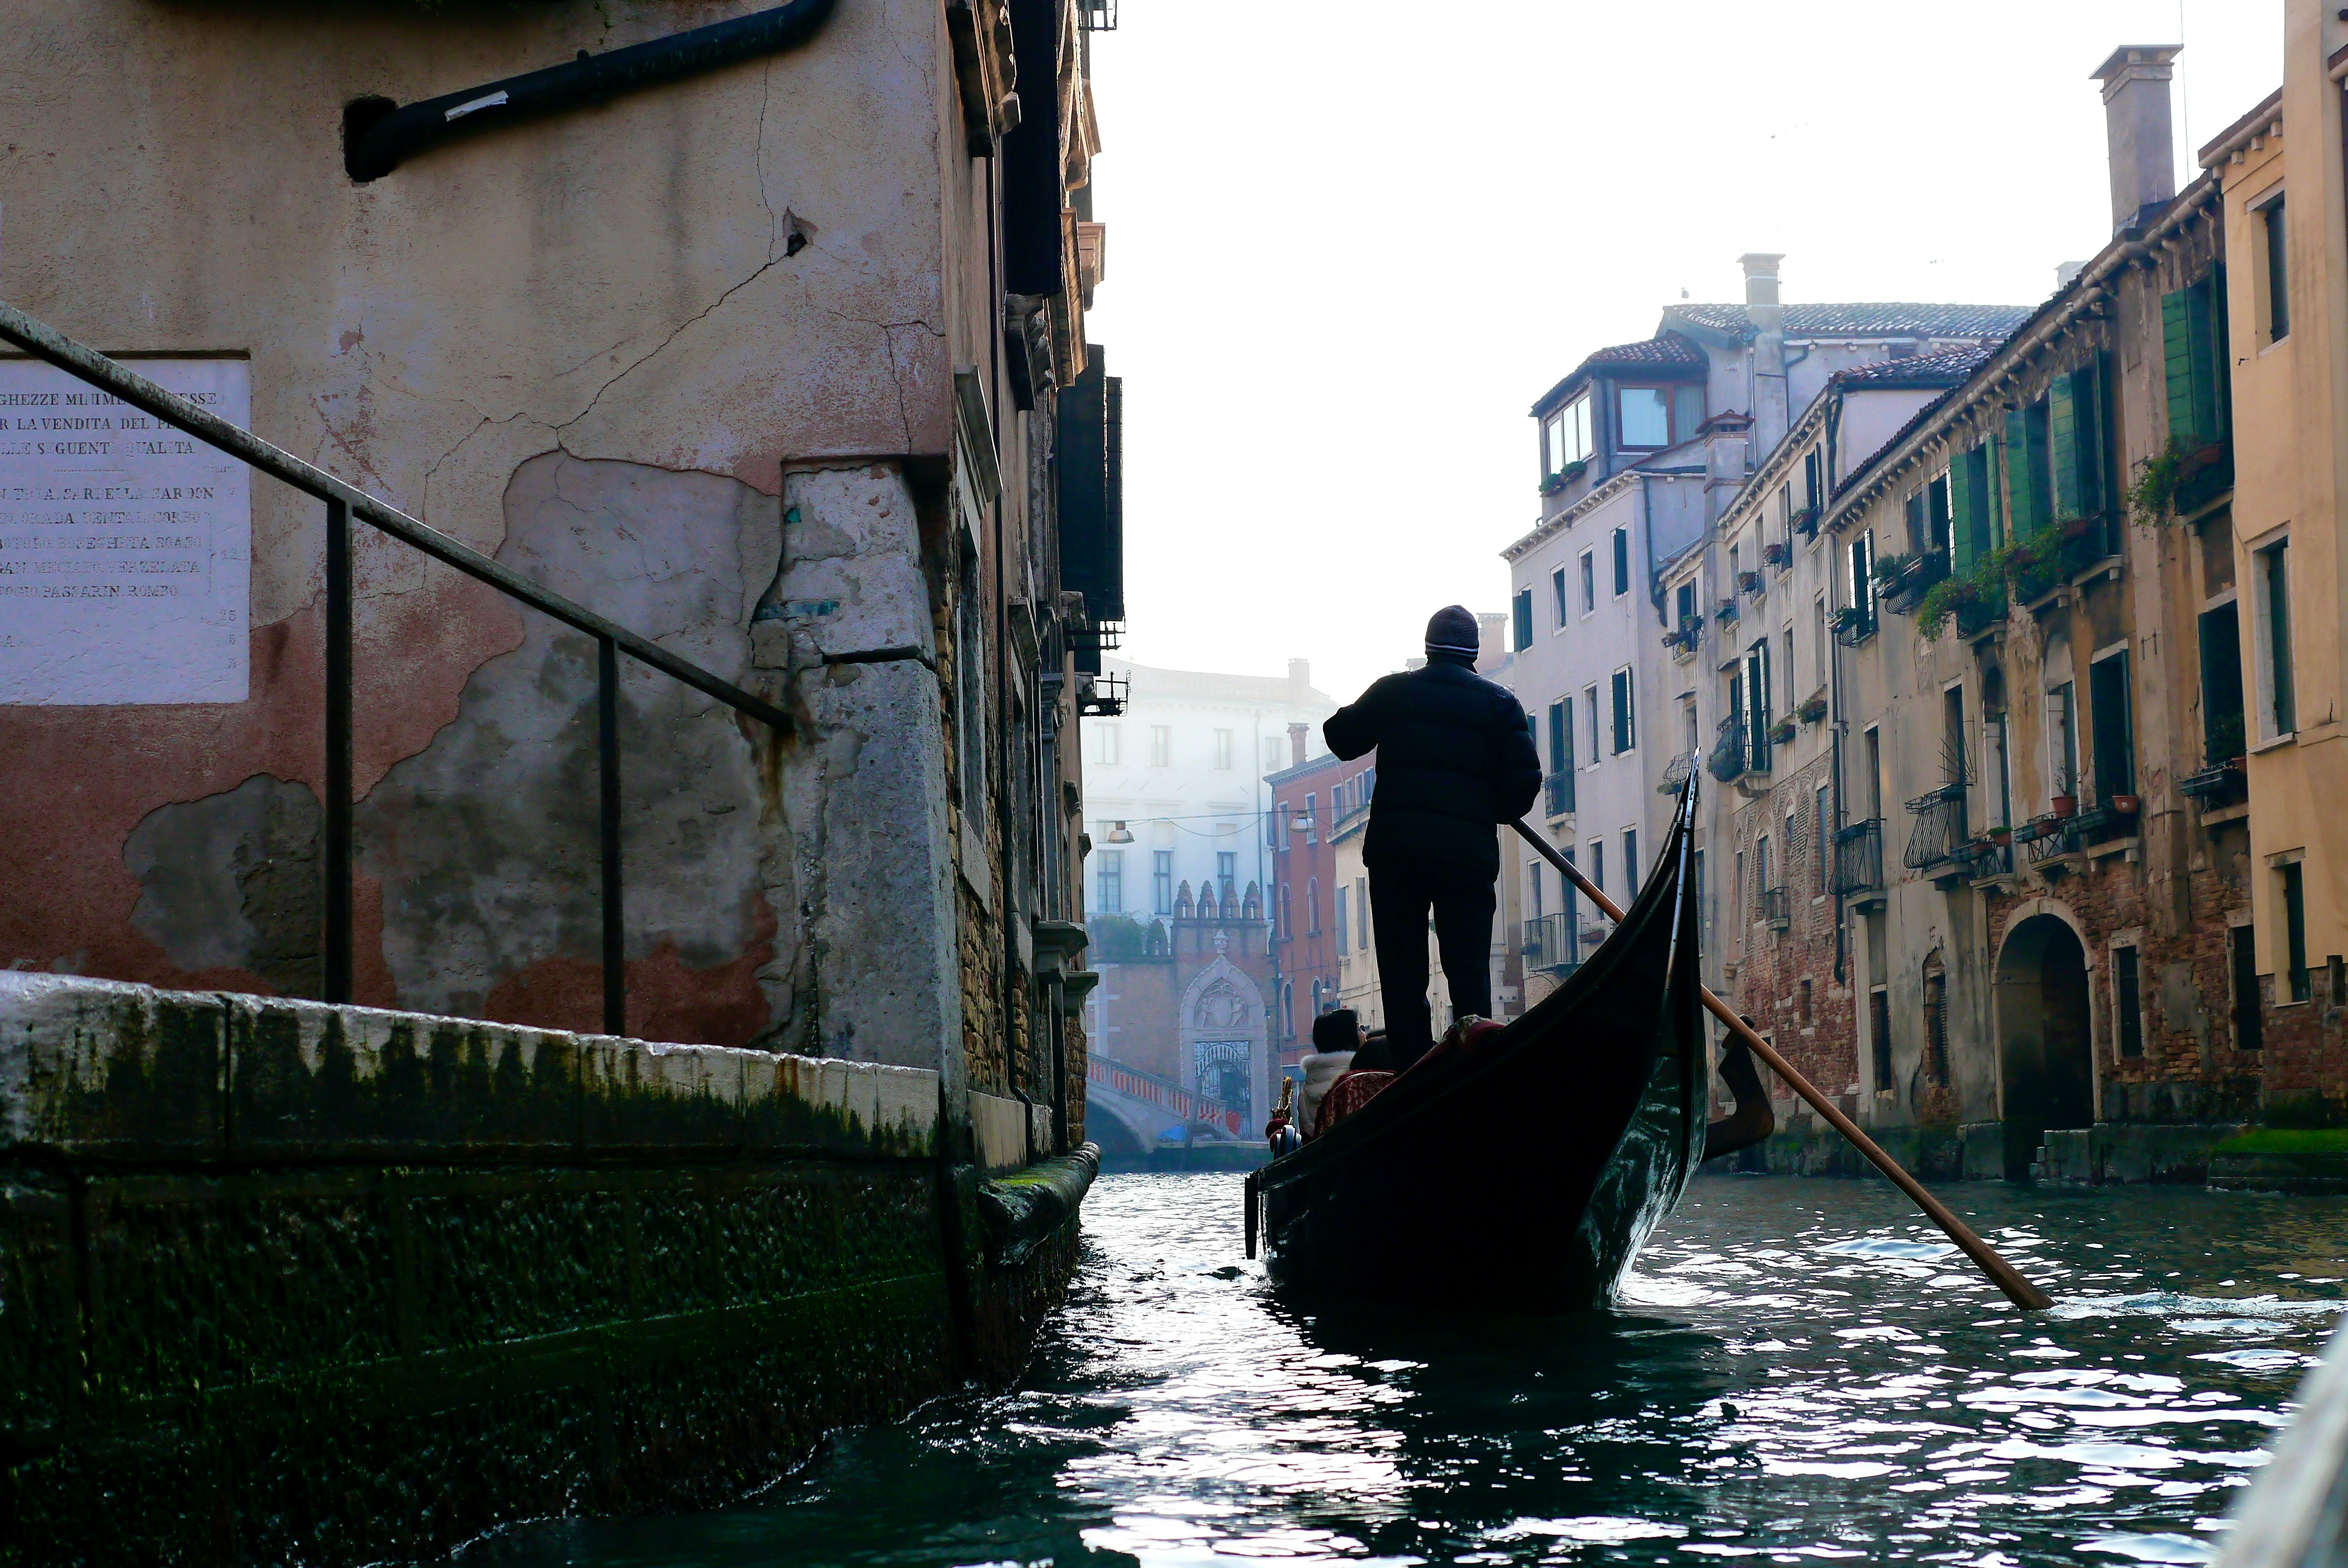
<box><xmin>1256</xmin><ymin>788</ymin><xmax>1709</xmax><ymax>1312</ymax></box>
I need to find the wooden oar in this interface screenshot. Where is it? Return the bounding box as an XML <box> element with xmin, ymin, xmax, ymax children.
<box><xmin>1511</xmin><ymin>819</ymin><xmax>2053</xmax><ymax>1311</ymax></box>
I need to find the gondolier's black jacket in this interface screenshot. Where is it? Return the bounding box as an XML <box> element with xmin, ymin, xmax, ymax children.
<box><xmin>1323</xmin><ymin>652</ymin><xmax>1542</xmax><ymax>878</ymax></box>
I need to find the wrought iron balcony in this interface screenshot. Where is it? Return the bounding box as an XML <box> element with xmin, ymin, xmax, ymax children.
<box><xmin>1902</xmin><ymin>787</ymin><xmax>1968</xmax><ymax>870</ymax></box>
<box><xmin>1544</xmin><ymin>770</ymin><xmax>1575</xmax><ymax>818</ymax></box>
<box><xmin>1521</xmin><ymin>912</ymin><xmax>1577</xmax><ymax>971</ymax></box>
<box><xmin>1833</xmin><ymin>818</ymin><xmax>1883</xmax><ymax>895</ymax></box>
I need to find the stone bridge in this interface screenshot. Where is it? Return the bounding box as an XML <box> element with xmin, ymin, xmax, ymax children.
<box><xmin>1084</xmin><ymin>1054</ymin><xmax>1247</xmax><ymax>1163</ymax></box>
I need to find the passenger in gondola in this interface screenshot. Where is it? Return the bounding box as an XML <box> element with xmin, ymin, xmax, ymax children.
<box><xmin>1323</xmin><ymin>605</ymin><xmax>1541</xmax><ymax>1072</ymax></box>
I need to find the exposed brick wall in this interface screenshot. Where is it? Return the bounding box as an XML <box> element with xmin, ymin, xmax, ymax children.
<box><xmin>1724</xmin><ymin>749</ymin><xmax>1862</xmax><ymax>1106</ymax></box>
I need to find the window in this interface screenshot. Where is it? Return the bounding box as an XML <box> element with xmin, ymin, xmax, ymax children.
<box><xmin>1091</xmin><ymin>723</ymin><xmax>1120</xmax><ymax>766</ymax></box>
<box><xmin>1579</xmin><ymin>548</ymin><xmax>1596</xmax><ymax>615</ymax></box>
<box><xmin>1813</xmin><ymin>595</ymin><xmax>1827</xmax><ymax>689</ymax></box>
<box><xmin>1274</xmin><ymin>800</ymin><xmax>1288</xmax><ymax>850</ymax></box>
<box><xmin>1869</xmin><ymin>987</ymin><xmax>1893</xmax><ymax>1091</ymax></box>
<box><xmin>2162</xmin><ymin>275</ymin><xmax>2230</xmax><ymax>451</ymax></box>
<box><xmin>1803</xmin><ymin>447</ymin><xmax>1823</xmax><ymax>511</ymax></box>
<box><xmin>1863</xmin><ymin>726</ymin><xmax>1883</xmax><ymax>820</ymax></box>
<box><xmin>2088</xmin><ymin>650</ymin><xmax>2135</xmax><ymax>799</ymax></box>
<box><xmin>1923</xmin><ymin>970</ymin><xmax>1949</xmax><ymax>1085</ymax></box>
<box><xmin>1611</xmin><ymin>527</ymin><xmax>1631</xmax><ymax>597</ymax></box>
<box><xmin>1217</xmin><ymin>851</ymin><xmax>1236</xmax><ymax>903</ymax></box>
<box><xmin>1926</xmin><ymin>469</ymin><xmax>1952</xmax><ymax>558</ymax></box>
<box><xmin>2051</xmin><ymin>360</ymin><xmax>2111</xmax><ymax>547</ymax></box>
<box><xmin>1210</xmin><ymin>729</ymin><xmax>1233</xmax><ymax>770</ymax></box>
<box><xmin>1848</xmin><ymin>530</ymin><xmax>1875</xmax><ymax>629</ymax></box>
<box><xmin>1150</xmin><ymin>726</ymin><xmax>1171</xmax><ymax>767</ymax></box>
<box><xmin>1153</xmin><ymin>851</ymin><xmax>1174</xmax><ymax>915</ymax></box>
<box><xmin>1610</xmin><ymin>666</ymin><xmax>1634</xmax><ymax>755</ymax></box>
<box><xmin>1335</xmin><ymin>885</ymin><xmax>1349</xmax><ymax>953</ymax></box>
<box><xmin>1675</xmin><ymin>579</ymin><xmax>1697</xmax><ymax>632</ymax></box>
<box><xmin>2282</xmin><ymin>861</ymin><xmax>2311</xmax><ymax>1004</ymax></box>
<box><xmin>2263</xmin><ymin>194</ymin><xmax>2291</xmax><ymax>343</ymax></box>
<box><xmin>1815</xmin><ymin>783</ymin><xmax>1832</xmax><ymax>895</ymax></box>
<box><xmin>1755</xmin><ymin>834</ymin><xmax>1772</xmax><ymax>903</ymax></box>
<box><xmin>2047</xmin><ymin>681</ymin><xmax>2078</xmax><ymax>800</ymax></box>
<box><xmin>1528</xmin><ymin>862</ymin><xmax>1543</xmax><ymax>919</ymax></box>
<box><xmin>1278</xmin><ymin>882</ymin><xmax>1290</xmax><ymax>939</ymax></box>
<box><xmin>1584</xmin><ymin>683</ymin><xmax>1601</xmax><ymax>764</ymax></box>
<box><xmin>1513</xmin><ymin>586</ymin><xmax>1534</xmax><ymax>651</ymax></box>
<box><xmin>2002</xmin><ymin>397</ymin><xmax>2053</xmax><ymax>541</ymax></box>
<box><xmin>1682</xmin><ymin>698</ymin><xmax>1697</xmax><ymax>755</ymax></box>
<box><xmin>1798</xmin><ymin>978</ymin><xmax>1812</xmax><ymax>1024</ymax></box>
<box><xmin>1264</xmin><ymin>736</ymin><xmax>1283</xmax><ymax>772</ymax></box>
<box><xmin>1304</xmin><ymin>793</ymin><xmax>1318</xmax><ymax>844</ymax></box>
<box><xmin>2198</xmin><ymin>602</ymin><xmax>2247</xmax><ymax>764</ymax></box>
<box><xmin>1547</xmin><ymin>699</ymin><xmax>1569</xmax><ymax>775</ymax></box>
<box><xmin>1618</xmin><ymin>386</ymin><xmax>1670</xmax><ymax>447</ymax></box>
<box><xmin>1355</xmin><ymin>876</ymin><xmax>1369</xmax><ymax>950</ymax></box>
<box><xmin>1097</xmin><ymin>850</ymin><xmax>1123</xmax><ymax>913</ymax></box>
<box><xmin>2256</xmin><ymin>539</ymin><xmax>2295</xmax><ymax>737</ymax></box>
<box><xmin>2115</xmin><ymin>945</ymin><xmax>2143</xmax><ymax>1057</ymax></box>
<box><xmin>1552</xmin><ymin>565</ymin><xmax>1568</xmax><ymax>626</ymax></box>
<box><xmin>2231</xmin><ymin>923</ymin><xmax>2263</xmax><ymax>1050</ymax></box>
<box><xmin>1545</xmin><ymin>394</ymin><xmax>1593</xmax><ymax>473</ymax></box>
<box><xmin>1622</xmin><ymin>828</ymin><xmax>1639</xmax><ymax>896</ymax></box>
<box><xmin>1589</xmin><ymin>839</ymin><xmax>1605</xmax><ymax>901</ymax></box>
<box><xmin>1306</xmin><ymin>877</ymin><xmax>1321</xmax><ymax>936</ymax></box>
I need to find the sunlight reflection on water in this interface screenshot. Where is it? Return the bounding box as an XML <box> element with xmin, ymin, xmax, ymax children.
<box><xmin>462</xmin><ymin>1173</ymin><xmax>2347</xmax><ymax>1568</ymax></box>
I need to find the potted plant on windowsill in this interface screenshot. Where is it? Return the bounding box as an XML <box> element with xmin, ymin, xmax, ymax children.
<box><xmin>1988</xmin><ymin>825</ymin><xmax>2013</xmax><ymax>846</ymax></box>
<box><xmin>1797</xmin><ymin>692</ymin><xmax>1829</xmax><ymax>724</ymax></box>
<box><xmin>1767</xmin><ymin>716</ymin><xmax>1798</xmax><ymax>745</ymax></box>
<box><xmin>2109</xmin><ymin>792</ymin><xmax>2140</xmax><ymax>816</ymax></box>
<box><xmin>2050</xmin><ymin>790</ymin><xmax>2076</xmax><ymax>818</ymax></box>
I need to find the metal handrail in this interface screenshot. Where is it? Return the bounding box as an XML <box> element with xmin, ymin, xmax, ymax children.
<box><xmin>1086</xmin><ymin>1053</ymin><xmax>1240</xmax><ymax>1131</ymax></box>
<box><xmin>0</xmin><ymin>302</ymin><xmax>793</xmax><ymax>1033</ymax></box>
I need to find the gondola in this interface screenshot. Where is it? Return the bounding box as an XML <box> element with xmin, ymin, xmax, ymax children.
<box><xmin>1246</xmin><ymin>781</ymin><xmax>1712</xmax><ymax>1312</ymax></box>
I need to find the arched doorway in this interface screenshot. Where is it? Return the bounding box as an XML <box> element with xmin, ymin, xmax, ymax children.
<box><xmin>1995</xmin><ymin>913</ymin><xmax>2096</xmax><ymax>1178</ymax></box>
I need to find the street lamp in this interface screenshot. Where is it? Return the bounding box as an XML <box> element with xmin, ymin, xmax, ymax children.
<box><xmin>1105</xmin><ymin>820</ymin><xmax>1134</xmax><ymax>844</ymax></box>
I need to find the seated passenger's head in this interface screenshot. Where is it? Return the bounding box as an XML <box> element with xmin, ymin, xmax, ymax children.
<box><xmin>1310</xmin><ymin>1008</ymin><xmax>1361</xmax><ymax>1055</ymax></box>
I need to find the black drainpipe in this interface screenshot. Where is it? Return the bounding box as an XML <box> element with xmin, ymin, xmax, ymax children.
<box><xmin>345</xmin><ymin>0</ymin><xmax>840</xmax><ymax>182</ymax></box>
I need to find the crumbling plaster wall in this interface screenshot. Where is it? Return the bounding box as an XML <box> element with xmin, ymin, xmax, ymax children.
<box><xmin>0</xmin><ymin>0</ymin><xmax>965</xmax><ymax>1070</ymax></box>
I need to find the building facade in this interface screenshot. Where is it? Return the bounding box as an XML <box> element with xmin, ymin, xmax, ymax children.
<box><xmin>1265</xmin><ymin>740</ymin><xmax>1376</xmax><ymax>1062</ymax></box>
<box><xmin>2204</xmin><ymin>0</ymin><xmax>2348</xmax><ymax>1101</ymax></box>
<box><xmin>0</xmin><ymin>0</ymin><xmax>1116</xmax><ymax>1164</ymax></box>
<box><xmin>1500</xmin><ymin>266</ymin><xmax>2027</xmax><ymax>1011</ymax></box>
<box><xmin>1724</xmin><ymin>43</ymin><xmax>2340</xmax><ymax>1179</ymax></box>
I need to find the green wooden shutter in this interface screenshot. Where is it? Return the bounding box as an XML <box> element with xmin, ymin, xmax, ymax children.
<box><xmin>2186</xmin><ymin>279</ymin><xmax>2221</xmax><ymax>450</ymax></box>
<box><xmin>1950</xmin><ymin>445</ymin><xmax>1977</xmax><ymax>574</ymax></box>
<box><xmin>2004</xmin><ymin>407</ymin><xmax>2037</xmax><ymax>537</ymax></box>
<box><xmin>1987</xmin><ymin>430</ymin><xmax>2006</xmax><ymax>548</ymax></box>
<box><xmin>2082</xmin><ymin>356</ymin><xmax>2107</xmax><ymax>520</ymax></box>
<box><xmin>2051</xmin><ymin>371</ymin><xmax>2081</xmax><ymax>521</ymax></box>
<box><xmin>2163</xmin><ymin>287</ymin><xmax>2198</xmax><ymax>449</ymax></box>
<box><xmin>2209</xmin><ymin>266</ymin><xmax>2233</xmax><ymax>440</ymax></box>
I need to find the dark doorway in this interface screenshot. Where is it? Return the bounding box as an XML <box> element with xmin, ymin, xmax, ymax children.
<box><xmin>1995</xmin><ymin>914</ymin><xmax>2096</xmax><ymax>1178</ymax></box>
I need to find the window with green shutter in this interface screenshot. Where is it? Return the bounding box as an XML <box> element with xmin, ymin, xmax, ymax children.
<box><xmin>2162</xmin><ymin>278</ymin><xmax>2228</xmax><ymax>452</ymax></box>
<box><xmin>1951</xmin><ymin>443</ymin><xmax>1992</xmax><ymax>573</ymax></box>
<box><xmin>2005</xmin><ymin>404</ymin><xmax>2053</xmax><ymax>539</ymax></box>
<box><xmin>2049</xmin><ymin>358</ymin><xmax>2109</xmax><ymax>529</ymax></box>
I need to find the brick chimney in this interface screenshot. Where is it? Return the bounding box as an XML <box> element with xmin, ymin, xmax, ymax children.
<box><xmin>2090</xmin><ymin>46</ymin><xmax>2181</xmax><ymax>234</ymax></box>
<box><xmin>1287</xmin><ymin>721</ymin><xmax>1308</xmax><ymax>767</ymax></box>
<box><xmin>1741</xmin><ymin>252</ymin><xmax>1788</xmax><ymax>455</ymax></box>
<box><xmin>1476</xmin><ymin>611</ymin><xmax>1506</xmax><ymax>673</ymax></box>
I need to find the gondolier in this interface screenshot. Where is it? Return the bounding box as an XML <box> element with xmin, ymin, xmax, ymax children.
<box><xmin>1323</xmin><ymin>605</ymin><xmax>1541</xmax><ymax>1071</ymax></box>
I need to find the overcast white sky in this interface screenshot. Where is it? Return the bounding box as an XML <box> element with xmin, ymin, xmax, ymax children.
<box><xmin>1080</xmin><ymin>1</ymin><xmax>2281</xmax><ymax>703</ymax></box>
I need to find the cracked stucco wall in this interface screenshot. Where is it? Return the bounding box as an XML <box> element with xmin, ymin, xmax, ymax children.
<box><xmin>0</xmin><ymin>0</ymin><xmax>969</xmax><ymax>1074</ymax></box>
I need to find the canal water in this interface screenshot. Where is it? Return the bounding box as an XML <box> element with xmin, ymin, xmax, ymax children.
<box><xmin>468</xmin><ymin>1172</ymin><xmax>2348</xmax><ymax>1567</ymax></box>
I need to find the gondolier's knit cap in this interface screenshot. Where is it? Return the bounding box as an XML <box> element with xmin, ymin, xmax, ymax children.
<box><xmin>1310</xmin><ymin>1009</ymin><xmax>1360</xmax><ymax>1054</ymax></box>
<box><xmin>1425</xmin><ymin>604</ymin><xmax>1480</xmax><ymax>658</ymax></box>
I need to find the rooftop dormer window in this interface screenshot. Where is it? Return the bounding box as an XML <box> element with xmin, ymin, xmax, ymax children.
<box><xmin>1544</xmin><ymin>393</ymin><xmax>1593</xmax><ymax>476</ymax></box>
<box><xmin>1617</xmin><ymin>383</ymin><xmax>1704</xmax><ymax>450</ymax></box>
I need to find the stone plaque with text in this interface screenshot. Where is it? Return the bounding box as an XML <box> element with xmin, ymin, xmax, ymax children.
<box><xmin>0</xmin><ymin>357</ymin><xmax>250</xmax><ymax>703</ymax></box>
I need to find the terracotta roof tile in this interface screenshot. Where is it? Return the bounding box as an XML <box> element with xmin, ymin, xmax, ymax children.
<box><xmin>1665</xmin><ymin>301</ymin><xmax>2032</xmax><ymax>339</ymax></box>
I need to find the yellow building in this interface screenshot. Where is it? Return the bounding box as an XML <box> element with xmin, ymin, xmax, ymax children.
<box><xmin>2205</xmin><ymin>0</ymin><xmax>2348</xmax><ymax>1092</ymax></box>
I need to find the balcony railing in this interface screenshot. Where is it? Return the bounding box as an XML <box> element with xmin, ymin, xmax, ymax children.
<box><xmin>1902</xmin><ymin>787</ymin><xmax>1968</xmax><ymax>870</ymax></box>
<box><xmin>1544</xmin><ymin>770</ymin><xmax>1575</xmax><ymax>818</ymax></box>
<box><xmin>1521</xmin><ymin>912</ymin><xmax>1577</xmax><ymax>971</ymax></box>
<box><xmin>0</xmin><ymin>302</ymin><xmax>793</xmax><ymax>1036</ymax></box>
<box><xmin>1757</xmin><ymin>886</ymin><xmax>1790</xmax><ymax>929</ymax></box>
<box><xmin>1833</xmin><ymin>818</ymin><xmax>1883</xmax><ymax>894</ymax></box>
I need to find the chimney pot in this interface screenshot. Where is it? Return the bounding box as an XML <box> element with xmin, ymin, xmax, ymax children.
<box><xmin>1287</xmin><ymin>721</ymin><xmax>1308</xmax><ymax>767</ymax></box>
<box><xmin>2090</xmin><ymin>45</ymin><xmax>2181</xmax><ymax>234</ymax></box>
<box><xmin>1737</xmin><ymin>252</ymin><xmax>1785</xmax><ymax>310</ymax></box>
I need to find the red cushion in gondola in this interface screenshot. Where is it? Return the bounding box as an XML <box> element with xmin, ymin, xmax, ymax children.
<box><xmin>1314</xmin><ymin>1070</ymin><xmax>1395</xmax><ymax>1136</ymax></box>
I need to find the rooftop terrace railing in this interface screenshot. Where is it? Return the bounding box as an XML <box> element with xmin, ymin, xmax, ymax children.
<box><xmin>0</xmin><ymin>302</ymin><xmax>794</xmax><ymax>1036</ymax></box>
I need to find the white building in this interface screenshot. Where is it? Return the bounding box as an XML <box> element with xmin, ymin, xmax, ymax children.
<box><xmin>1498</xmin><ymin>256</ymin><xmax>2029</xmax><ymax>991</ymax></box>
<box><xmin>1080</xmin><ymin>657</ymin><xmax>1338</xmax><ymax>924</ymax></box>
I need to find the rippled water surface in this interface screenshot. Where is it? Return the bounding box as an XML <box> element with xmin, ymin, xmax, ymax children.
<box><xmin>470</xmin><ymin>1173</ymin><xmax>2348</xmax><ymax>1567</ymax></box>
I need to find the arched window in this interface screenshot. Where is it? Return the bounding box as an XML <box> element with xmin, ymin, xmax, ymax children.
<box><xmin>1279</xmin><ymin>883</ymin><xmax>1292</xmax><ymax>940</ymax></box>
<box><xmin>1307</xmin><ymin>877</ymin><xmax>1321</xmax><ymax>935</ymax></box>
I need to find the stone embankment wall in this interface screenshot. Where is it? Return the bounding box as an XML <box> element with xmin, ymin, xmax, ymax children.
<box><xmin>0</xmin><ymin>972</ymin><xmax>1090</xmax><ymax>1566</ymax></box>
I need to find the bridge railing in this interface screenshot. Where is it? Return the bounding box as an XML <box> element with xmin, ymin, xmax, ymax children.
<box><xmin>1086</xmin><ymin>1054</ymin><xmax>1242</xmax><ymax>1134</ymax></box>
<box><xmin>0</xmin><ymin>302</ymin><xmax>793</xmax><ymax>1037</ymax></box>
